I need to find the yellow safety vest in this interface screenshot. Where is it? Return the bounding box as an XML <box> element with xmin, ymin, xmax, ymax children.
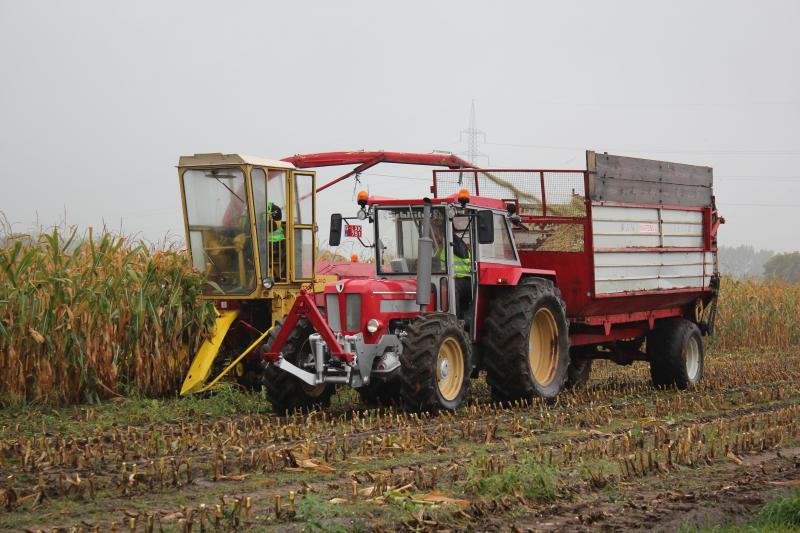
<box><xmin>436</xmin><ymin>247</ymin><xmax>471</xmax><ymax>278</ymax></box>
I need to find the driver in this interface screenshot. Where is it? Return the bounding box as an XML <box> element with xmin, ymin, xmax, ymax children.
<box><xmin>266</xmin><ymin>202</ymin><xmax>286</xmax><ymax>281</ymax></box>
<box><xmin>432</xmin><ymin>221</ymin><xmax>472</xmax><ymax>316</ymax></box>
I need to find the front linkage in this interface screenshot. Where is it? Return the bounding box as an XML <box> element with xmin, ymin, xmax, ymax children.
<box><xmin>260</xmin><ymin>289</ymin><xmax>403</xmax><ymax>390</ymax></box>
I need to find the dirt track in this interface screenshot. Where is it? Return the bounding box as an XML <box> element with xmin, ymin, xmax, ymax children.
<box><xmin>1</xmin><ymin>349</ymin><xmax>799</xmax><ymax>532</ymax></box>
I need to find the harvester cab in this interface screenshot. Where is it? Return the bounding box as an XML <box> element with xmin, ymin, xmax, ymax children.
<box><xmin>177</xmin><ymin>153</ymin><xmax>318</xmax><ymax>394</ymax></box>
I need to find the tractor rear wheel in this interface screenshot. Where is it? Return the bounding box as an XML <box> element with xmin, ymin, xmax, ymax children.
<box><xmin>263</xmin><ymin>318</ymin><xmax>335</xmax><ymax>414</ymax></box>
<box><xmin>398</xmin><ymin>314</ymin><xmax>472</xmax><ymax>412</ymax></box>
<box><xmin>483</xmin><ymin>278</ymin><xmax>570</xmax><ymax>402</ymax></box>
<box><xmin>647</xmin><ymin>318</ymin><xmax>704</xmax><ymax>389</ymax></box>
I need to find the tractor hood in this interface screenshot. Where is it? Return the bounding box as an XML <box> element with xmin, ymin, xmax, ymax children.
<box><xmin>321</xmin><ymin>278</ymin><xmax>433</xmax><ymax>338</ymax></box>
<box><xmin>324</xmin><ymin>277</ymin><xmax>416</xmax><ymax>297</ymax></box>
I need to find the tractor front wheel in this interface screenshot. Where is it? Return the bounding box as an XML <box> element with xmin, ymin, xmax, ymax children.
<box><xmin>398</xmin><ymin>314</ymin><xmax>472</xmax><ymax>412</ymax></box>
<box><xmin>262</xmin><ymin>318</ymin><xmax>335</xmax><ymax>414</ymax></box>
<box><xmin>483</xmin><ymin>278</ymin><xmax>570</xmax><ymax>403</ymax></box>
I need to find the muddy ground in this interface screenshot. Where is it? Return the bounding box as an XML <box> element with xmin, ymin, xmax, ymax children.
<box><xmin>1</xmin><ymin>349</ymin><xmax>799</xmax><ymax>532</ymax></box>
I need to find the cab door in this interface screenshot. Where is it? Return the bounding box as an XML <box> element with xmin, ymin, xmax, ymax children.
<box><xmin>289</xmin><ymin>171</ymin><xmax>316</xmax><ymax>281</ymax></box>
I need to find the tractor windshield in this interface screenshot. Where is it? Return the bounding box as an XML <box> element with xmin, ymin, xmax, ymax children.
<box><xmin>182</xmin><ymin>168</ymin><xmax>257</xmax><ymax>295</ymax></box>
<box><xmin>376</xmin><ymin>206</ymin><xmax>447</xmax><ymax>275</ymax></box>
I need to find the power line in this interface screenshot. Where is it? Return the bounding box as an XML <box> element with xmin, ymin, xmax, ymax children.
<box><xmin>716</xmin><ymin>176</ymin><xmax>800</xmax><ymax>182</ymax></box>
<box><xmin>718</xmin><ymin>202</ymin><xmax>800</xmax><ymax>207</ymax></box>
<box><xmin>484</xmin><ymin>141</ymin><xmax>800</xmax><ymax>156</ymax></box>
<box><xmin>361</xmin><ymin>171</ymin><xmax>430</xmax><ymax>182</ymax></box>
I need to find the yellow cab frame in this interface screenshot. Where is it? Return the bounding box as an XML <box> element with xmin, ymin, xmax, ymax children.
<box><xmin>176</xmin><ymin>153</ymin><xmax>318</xmax><ymax>394</ymax></box>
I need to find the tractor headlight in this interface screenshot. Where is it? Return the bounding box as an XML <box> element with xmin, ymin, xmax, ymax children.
<box><xmin>366</xmin><ymin>318</ymin><xmax>381</xmax><ymax>334</ymax></box>
<box><xmin>262</xmin><ymin>277</ymin><xmax>274</xmax><ymax>290</ymax></box>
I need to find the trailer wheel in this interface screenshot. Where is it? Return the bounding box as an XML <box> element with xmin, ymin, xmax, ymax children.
<box><xmin>647</xmin><ymin>318</ymin><xmax>704</xmax><ymax>389</ymax></box>
<box><xmin>263</xmin><ymin>318</ymin><xmax>335</xmax><ymax>414</ymax></box>
<box><xmin>398</xmin><ymin>313</ymin><xmax>472</xmax><ymax>412</ymax></box>
<box><xmin>357</xmin><ymin>379</ymin><xmax>402</xmax><ymax>407</ymax></box>
<box><xmin>483</xmin><ymin>278</ymin><xmax>570</xmax><ymax>402</ymax></box>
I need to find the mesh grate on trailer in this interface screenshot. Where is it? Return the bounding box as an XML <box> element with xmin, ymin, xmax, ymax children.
<box><xmin>434</xmin><ymin>170</ymin><xmax>587</xmax><ymax>217</ymax></box>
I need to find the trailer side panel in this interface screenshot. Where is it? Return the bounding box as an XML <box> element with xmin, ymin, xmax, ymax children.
<box><xmin>587</xmin><ymin>151</ymin><xmax>713</xmax><ymax>208</ymax></box>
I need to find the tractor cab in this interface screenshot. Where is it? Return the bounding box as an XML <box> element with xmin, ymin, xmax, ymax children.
<box><xmin>329</xmin><ymin>191</ymin><xmax>514</xmax><ymax>332</ymax></box>
<box><xmin>178</xmin><ymin>153</ymin><xmax>317</xmax><ymax>298</ymax></box>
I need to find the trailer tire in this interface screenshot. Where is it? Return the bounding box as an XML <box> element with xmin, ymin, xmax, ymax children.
<box><xmin>358</xmin><ymin>379</ymin><xmax>402</xmax><ymax>407</ymax></box>
<box><xmin>399</xmin><ymin>313</ymin><xmax>472</xmax><ymax>412</ymax></box>
<box><xmin>647</xmin><ymin>318</ymin><xmax>704</xmax><ymax>389</ymax></box>
<box><xmin>483</xmin><ymin>278</ymin><xmax>570</xmax><ymax>402</ymax></box>
<box><xmin>263</xmin><ymin>318</ymin><xmax>335</xmax><ymax>414</ymax></box>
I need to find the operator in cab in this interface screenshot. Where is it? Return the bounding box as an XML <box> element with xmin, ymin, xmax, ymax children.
<box><xmin>266</xmin><ymin>201</ymin><xmax>286</xmax><ymax>281</ymax></box>
<box><xmin>432</xmin><ymin>221</ymin><xmax>472</xmax><ymax>316</ymax></box>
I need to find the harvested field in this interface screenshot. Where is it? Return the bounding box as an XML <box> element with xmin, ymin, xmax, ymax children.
<box><xmin>1</xmin><ymin>347</ymin><xmax>799</xmax><ymax>532</ymax></box>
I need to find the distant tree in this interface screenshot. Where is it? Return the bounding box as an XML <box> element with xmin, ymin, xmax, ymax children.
<box><xmin>719</xmin><ymin>245</ymin><xmax>775</xmax><ymax>279</ymax></box>
<box><xmin>763</xmin><ymin>252</ymin><xmax>800</xmax><ymax>283</ymax></box>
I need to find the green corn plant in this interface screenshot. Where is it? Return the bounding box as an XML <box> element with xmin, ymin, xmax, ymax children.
<box><xmin>0</xmin><ymin>227</ymin><xmax>215</xmax><ymax>405</ymax></box>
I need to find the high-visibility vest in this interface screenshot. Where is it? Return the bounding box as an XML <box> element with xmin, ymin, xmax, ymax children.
<box><xmin>436</xmin><ymin>247</ymin><xmax>471</xmax><ymax>278</ymax></box>
<box><xmin>269</xmin><ymin>224</ymin><xmax>285</xmax><ymax>243</ymax></box>
<box><xmin>266</xmin><ymin>202</ymin><xmax>285</xmax><ymax>243</ymax></box>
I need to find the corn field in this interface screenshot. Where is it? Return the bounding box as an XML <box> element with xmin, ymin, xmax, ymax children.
<box><xmin>0</xmin><ymin>228</ymin><xmax>216</xmax><ymax>405</ymax></box>
<box><xmin>1</xmin><ymin>227</ymin><xmax>798</xmax><ymax>407</ymax></box>
<box><xmin>711</xmin><ymin>277</ymin><xmax>800</xmax><ymax>351</ymax></box>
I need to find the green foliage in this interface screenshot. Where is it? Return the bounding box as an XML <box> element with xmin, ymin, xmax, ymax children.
<box><xmin>683</xmin><ymin>489</ymin><xmax>800</xmax><ymax>532</ymax></box>
<box><xmin>752</xmin><ymin>489</ymin><xmax>800</xmax><ymax>529</ymax></box>
<box><xmin>0</xmin><ymin>383</ymin><xmax>271</xmax><ymax>438</ymax></box>
<box><xmin>764</xmin><ymin>252</ymin><xmax>800</xmax><ymax>283</ymax></box>
<box><xmin>297</xmin><ymin>495</ymin><xmax>348</xmax><ymax>533</ymax></box>
<box><xmin>464</xmin><ymin>452</ymin><xmax>557</xmax><ymax>501</ymax></box>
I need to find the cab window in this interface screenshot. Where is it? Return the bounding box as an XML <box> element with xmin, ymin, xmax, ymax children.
<box><xmin>479</xmin><ymin>214</ymin><xmax>517</xmax><ymax>262</ymax></box>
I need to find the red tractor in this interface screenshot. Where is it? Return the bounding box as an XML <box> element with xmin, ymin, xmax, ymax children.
<box><xmin>260</xmin><ymin>150</ymin><xmax>722</xmax><ymax>413</ymax></box>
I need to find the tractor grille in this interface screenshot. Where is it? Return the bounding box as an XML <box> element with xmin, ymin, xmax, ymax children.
<box><xmin>325</xmin><ymin>294</ymin><xmax>362</xmax><ymax>332</ymax></box>
<box><xmin>325</xmin><ymin>295</ymin><xmax>341</xmax><ymax>331</ymax></box>
<box><xmin>345</xmin><ymin>294</ymin><xmax>362</xmax><ymax>331</ymax></box>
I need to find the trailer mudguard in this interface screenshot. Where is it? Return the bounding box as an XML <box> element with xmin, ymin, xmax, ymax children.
<box><xmin>180</xmin><ymin>309</ymin><xmax>240</xmax><ymax>395</ymax></box>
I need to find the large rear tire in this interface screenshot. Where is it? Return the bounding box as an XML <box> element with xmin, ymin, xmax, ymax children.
<box><xmin>483</xmin><ymin>278</ymin><xmax>570</xmax><ymax>402</ymax></box>
<box><xmin>647</xmin><ymin>318</ymin><xmax>704</xmax><ymax>389</ymax></box>
<box><xmin>398</xmin><ymin>314</ymin><xmax>472</xmax><ymax>412</ymax></box>
<box><xmin>263</xmin><ymin>318</ymin><xmax>335</xmax><ymax>414</ymax></box>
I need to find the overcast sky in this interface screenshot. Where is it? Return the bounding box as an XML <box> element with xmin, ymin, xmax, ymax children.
<box><xmin>2</xmin><ymin>0</ymin><xmax>798</xmax><ymax>252</ymax></box>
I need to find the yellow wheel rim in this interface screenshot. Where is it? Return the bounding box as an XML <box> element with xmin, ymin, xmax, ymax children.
<box><xmin>436</xmin><ymin>337</ymin><xmax>465</xmax><ymax>401</ymax></box>
<box><xmin>529</xmin><ymin>308</ymin><xmax>559</xmax><ymax>386</ymax></box>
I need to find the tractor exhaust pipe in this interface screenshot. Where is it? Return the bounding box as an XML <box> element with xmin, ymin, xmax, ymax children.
<box><xmin>416</xmin><ymin>198</ymin><xmax>433</xmax><ymax>312</ymax></box>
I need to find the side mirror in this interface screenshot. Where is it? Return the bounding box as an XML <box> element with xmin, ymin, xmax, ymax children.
<box><xmin>477</xmin><ymin>210</ymin><xmax>495</xmax><ymax>244</ymax></box>
<box><xmin>329</xmin><ymin>214</ymin><xmax>343</xmax><ymax>246</ymax></box>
